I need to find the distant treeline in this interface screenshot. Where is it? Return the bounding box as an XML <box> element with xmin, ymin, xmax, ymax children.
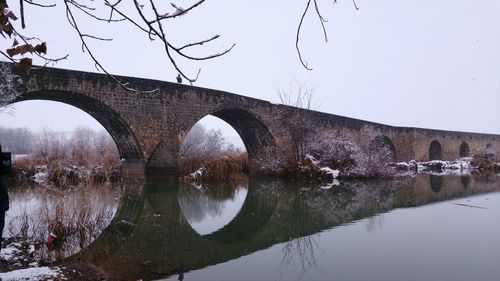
<box><xmin>0</xmin><ymin>127</ymin><xmax>35</xmax><ymax>154</ymax></box>
<box><xmin>0</xmin><ymin>126</ymin><xmax>118</xmax><ymax>168</ymax></box>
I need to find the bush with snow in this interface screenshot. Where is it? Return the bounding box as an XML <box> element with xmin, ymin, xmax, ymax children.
<box><xmin>304</xmin><ymin>128</ymin><xmax>397</xmax><ymax>178</ymax></box>
<box><xmin>0</xmin><ymin>63</ymin><xmax>23</xmax><ymax>112</ymax></box>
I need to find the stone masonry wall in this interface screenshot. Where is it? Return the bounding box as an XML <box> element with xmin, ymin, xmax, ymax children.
<box><xmin>2</xmin><ymin>62</ymin><xmax>498</xmax><ymax>176</ymax></box>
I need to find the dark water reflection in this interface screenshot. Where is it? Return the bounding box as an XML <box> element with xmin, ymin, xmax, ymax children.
<box><xmin>72</xmin><ymin>174</ymin><xmax>500</xmax><ymax>281</ymax></box>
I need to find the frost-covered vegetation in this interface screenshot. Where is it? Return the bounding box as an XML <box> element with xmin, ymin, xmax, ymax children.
<box><xmin>6</xmin><ymin>184</ymin><xmax>120</xmax><ymax>262</ymax></box>
<box><xmin>392</xmin><ymin>154</ymin><xmax>500</xmax><ymax>175</ymax></box>
<box><xmin>257</xmin><ymin>127</ymin><xmax>499</xmax><ymax>181</ymax></box>
<box><xmin>179</xmin><ymin>123</ymin><xmax>248</xmax><ymax>182</ymax></box>
<box><xmin>257</xmin><ymin>128</ymin><xmax>398</xmax><ymax>180</ymax></box>
<box><xmin>0</xmin><ymin>184</ymin><xmax>120</xmax><ymax>280</ymax></box>
<box><xmin>2</xmin><ymin>126</ymin><xmax>120</xmax><ymax>186</ymax></box>
<box><xmin>0</xmin><ymin>63</ymin><xmax>23</xmax><ymax>113</ymax></box>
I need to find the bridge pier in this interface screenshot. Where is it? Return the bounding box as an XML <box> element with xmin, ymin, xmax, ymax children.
<box><xmin>121</xmin><ymin>159</ymin><xmax>146</xmax><ymax>179</ymax></box>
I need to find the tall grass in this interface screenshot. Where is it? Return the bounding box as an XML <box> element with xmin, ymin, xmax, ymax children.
<box><xmin>6</xmin><ymin>183</ymin><xmax>121</xmax><ymax>262</ymax></box>
<box><xmin>180</xmin><ymin>149</ymin><xmax>248</xmax><ymax>182</ymax></box>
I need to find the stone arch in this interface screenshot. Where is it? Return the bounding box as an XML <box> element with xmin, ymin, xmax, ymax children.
<box><xmin>429</xmin><ymin>140</ymin><xmax>442</xmax><ymax>160</ymax></box>
<box><xmin>17</xmin><ymin>90</ymin><xmax>143</xmax><ymax>163</ymax></box>
<box><xmin>459</xmin><ymin>142</ymin><xmax>470</xmax><ymax>158</ymax></box>
<box><xmin>179</xmin><ymin>108</ymin><xmax>276</xmax><ymax>174</ymax></box>
<box><xmin>369</xmin><ymin>135</ymin><xmax>397</xmax><ymax>162</ymax></box>
<box><xmin>210</xmin><ymin>108</ymin><xmax>276</xmax><ymax>156</ymax></box>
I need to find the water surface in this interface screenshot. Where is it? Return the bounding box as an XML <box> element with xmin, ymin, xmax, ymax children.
<box><xmin>6</xmin><ymin>174</ymin><xmax>500</xmax><ymax>280</ymax></box>
<box><xmin>64</xmin><ymin>174</ymin><xmax>500</xmax><ymax>281</ymax></box>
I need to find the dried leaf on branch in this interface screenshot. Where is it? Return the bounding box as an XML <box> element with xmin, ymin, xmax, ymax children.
<box><xmin>6</xmin><ymin>42</ymin><xmax>46</xmax><ymax>57</ymax></box>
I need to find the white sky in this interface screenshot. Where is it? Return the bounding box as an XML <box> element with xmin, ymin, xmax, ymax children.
<box><xmin>0</xmin><ymin>0</ymin><xmax>499</xmax><ymax>141</ymax></box>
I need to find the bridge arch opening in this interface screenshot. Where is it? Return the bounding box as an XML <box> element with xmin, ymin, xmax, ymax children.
<box><xmin>12</xmin><ymin>91</ymin><xmax>143</xmax><ymax>165</ymax></box>
<box><xmin>369</xmin><ymin>135</ymin><xmax>397</xmax><ymax>162</ymax></box>
<box><xmin>0</xmin><ymin>100</ymin><xmax>122</xmax><ymax>166</ymax></box>
<box><xmin>459</xmin><ymin>142</ymin><xmax>470</xmax><ymax>158</ymax></box>
<box><xmin>180</xmin><ymin>109</ymin><xmax>276</xmax><ymax>177</ymax></box>
<box><xmin>178</xmin><ymin>115</ymin><xmax>249</xmax><ymax>179</ymax></box>
<box><xmin>0</xmin><ymin>99</ymin><xmax>131</xmax><ymax>259</ymax></box>
<box><xmin>429</xmin><ymin>140</ymin><xmax>442</xmax><ymax>160</ymax></box>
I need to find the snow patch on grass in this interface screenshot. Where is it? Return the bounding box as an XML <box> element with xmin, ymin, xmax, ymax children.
<box><xmin>319</xmin><ymin>167</ymin><xmax>340</xmax><ymax>178</ymax></box>
<box><xmin>189</xmin><ymin>166</ymin><xmax>205</xmax><ymax>179</ymax></box>
<box><xmin>0</xmin><ymin>244</ymin><xmax>22</xmax><ymax>261</ymax></box>
<box><xmin>30</xmin><ymin>172</ymin><xmax>48</xmax><ymax>184</ymax></box>
<box><xmin>0</xmin><ymin>266</ymin><xmax>64</xmax><ymax>281</ymax></box>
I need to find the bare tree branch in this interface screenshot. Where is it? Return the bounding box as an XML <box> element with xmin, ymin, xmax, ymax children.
<box><xmin>296</xmin><ymin>0</ymin><xmax>313</xmax><ymax>70</ymax></box>
<box><xmin>112</xmin><ymin>0</ymin><xmax>235</xmax><ymax>84</ymax></box>
<box><xmin>163</xmin><ymin>0</ymin><xmax>204</xmax><ymax>20</ymax></box>
<box><xmin>296</xmin><ymin>0</ymin><xmax>359</xmax><ymax>70</ymax></box>
<box><xmin>19</xmin><ymin>0</ymin><xmax>25</xmax><ymax>28</ymax></box>
<box><xmin>23</xmin><ymin>0</ymin><xmax>56</xmax><ymax>8</ymax></box>
<box><xmin>352</xmin><ymin>0</ymin><xmax>359</xmax><ymax>10</ymax></box>
<box><xmin>0</xmin><ymin>50</ymin><xmax>16</xmax><ymax>62</ymax></box>
<box><xmin>63</xmin><ymin>0</ymin><xmax>157</xmax><ymax>93</ymax></box>
<box><xmin>313</xmin><ymin>0</ymin><xmax>328</xmax><ymax>42</ymax></box>
<box><xmin>11</xmin><ymin>26</ymin><xmax>69</xmax><ymax>65</ymax></box>
<box><xmin>65</xmin><ymin>0</ymin><xmax>124</xmax><ymax>22</ymax></box>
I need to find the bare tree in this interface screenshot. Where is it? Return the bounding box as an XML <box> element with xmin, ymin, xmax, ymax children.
<box><xmin>0</xmin><ymin>126</ymin><xmax>34</xmax><ymax>153</ymax></box>
<box><xmin>2</xmin><ymin>0</ymin><xmax>359</xmax><ymax>85</ymax></box>
<box><xmin>179</xmin><ymin>123</ymin><xmax>206</xmax><ymax>159</ymax></box>
<box><xmin>179</xmin><ymin>123</ymin><xmax>225</xmax><ymax>160</ymax></box>
<box><xmin>33</xmin><ymin>128</ymin><xmax>65</xmax><ymax>162</ymax></box>
<box><xmin>1</xmin><ymin>0</ymin><xmax>234</xmax><ymax>88</ymax></box>
<box><xmin>296</xmin><ymin>0</ymin><xmax>359</xmax><ymax>70</ymax></box>
<box><xmin>92</xmin><ymin>130</ymin><xmax>119</xmax><ymax>167</ymax></box>
<box><xmin>70</xmin><ymin>126</ymin><xmax>93</xmax><ymax>166</ymax></box>
<box><xmin>276</xmin><ymin>78</ymin><xmax>316</xmax><ymax>110</ymax></box>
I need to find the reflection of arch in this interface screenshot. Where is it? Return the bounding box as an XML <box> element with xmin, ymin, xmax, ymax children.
<box><xmin>369</xmin><ymin>135</ymin><xmax>397</xmax><ymax>162</ymax></box>
<box><xmin>203</xmin><ymin>181</ymin><xmax>280</xmax><ymax>243</ymax></box>
<box><xmin>177</xmin><ymin>183</ymin><xmax>248</xmax><ymax>235</ymax></box>
<box><xmin>429</xmin><ymin>175</ymin><xmax>443</xmax><ymax>193</ymax></box>
<box><xmin>460</xmin><ymin>175</ymin><xmax>471</xmax><ymax>189</ymax></box>
<box><xmin>459</xmin><ymin>142</ymin><xmax>470</xmax><ymax>158</ymax></box>
<box><xmin>429</xmin><ymin>140</ymin><xmax>442</xmax><ymax>160</ymax></box>
<box><xmin>18</xmin><ymin>91</ymin><xmax>142</xmax><ymax>161</ymax></box>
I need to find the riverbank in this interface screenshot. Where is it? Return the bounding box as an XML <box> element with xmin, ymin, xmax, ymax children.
<box><xmin>0</xmin><ymin>237</ymin><xmax>110</xmax><ymax>280</ymax></box>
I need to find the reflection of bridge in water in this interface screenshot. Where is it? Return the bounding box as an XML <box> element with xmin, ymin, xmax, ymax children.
<box><xmin>72</xmin><ymin>175</ymin><xmax>499</xmax><ymax>280</ymax></box>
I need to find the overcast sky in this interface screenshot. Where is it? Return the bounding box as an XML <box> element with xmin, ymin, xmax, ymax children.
<box><xmin>1</xmin><ymin>0</ymin><xmax>499</xmax><ymax>141</ymax></box>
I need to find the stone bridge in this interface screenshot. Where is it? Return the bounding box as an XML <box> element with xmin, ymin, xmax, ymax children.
<box><xmin>2</xmin><ymin>62</ymin><xmax>498</xmax><ymax>176</ymax></box>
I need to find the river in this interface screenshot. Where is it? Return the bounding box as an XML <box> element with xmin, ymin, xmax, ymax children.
<box><xmin>6</xmin><ymin>173</ymin><xmax>500</xmax><ymax>281</ymax></box>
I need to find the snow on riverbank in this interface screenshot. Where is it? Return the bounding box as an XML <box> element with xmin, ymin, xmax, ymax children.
<box><xmin>319</xmin><ymin>167</ymin><xmax>340</xmax><ymax>178</ymax></box>
<box><xmin>390</xmin><ymin>158</ymin><xmax>490</xmax><ymax>176</ymax></box>
<box><xmin>0</xmin><ymin>241</ymin><xmax>65</xmax><ymax>280</ymax></box>
<box><xmin>0</xmin><ymin>266</ymin><xmax>64</xmax><ymax>281</ymax></box>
